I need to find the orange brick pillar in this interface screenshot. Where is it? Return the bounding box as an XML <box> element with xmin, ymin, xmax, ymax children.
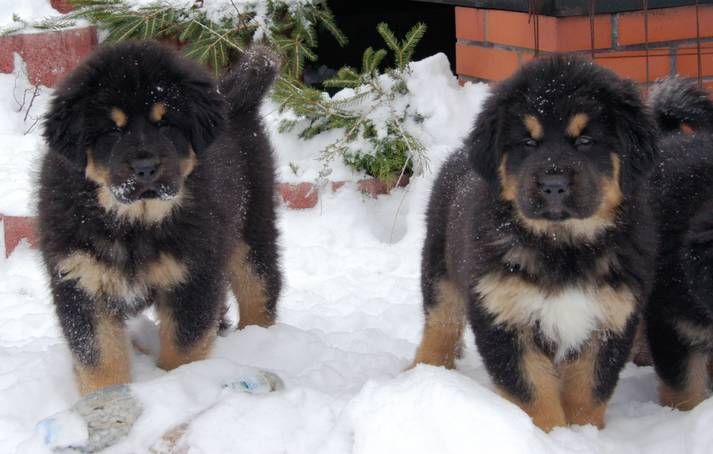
<box><xmin>455</xmin><ymin>4</ymin><xmax>713</xmax><ymax>90</ymax></box>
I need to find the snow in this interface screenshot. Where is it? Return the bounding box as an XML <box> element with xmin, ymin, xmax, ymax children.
<box><xmin>265</xmin><ymin>53</ymin><xmax>489</xmax><ymax>183</ymax></box>
<box><xmin>0</xmin><ymin>0</ymin><xmax>60</xmax><ymax>32</ymax></box>
<box><xmin>0</xmin><ymin>47</ymin><xmax>712</xmax><ymax>453</ymax></box>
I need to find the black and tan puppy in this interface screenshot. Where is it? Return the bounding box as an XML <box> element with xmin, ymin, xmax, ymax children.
<box><xmin>38</xmin><ymin>41</ymin><xmax>282</xmax><ymax>395</ymax></box>
<box><xmin>412</xmin><ymin>55</ymin><xmax>658</xmax><ymax>431</ymax></box>
<box><xmin>646</xmin><ymin>77</ymin><xmax>713</xmax><ymax>411</ymax></box>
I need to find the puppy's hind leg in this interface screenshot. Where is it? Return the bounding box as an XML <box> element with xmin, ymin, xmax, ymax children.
<box><xmin>230</xmin><ymin>238</ymin><xmax>281</xmax><ymax>329</ymax></box>
<box><xmin>412</xmin><ymin>278</ymin><xmax>466</xmax><ymax>369</ymax></box>
<box><xmin>648</xmin><ymin>313</ymin><xmax>709</xmax><ymax>410</ymax></box>
<box><xmin>157</xmin><ymin>284</ymin><xmax>222</xmax><ymax>371</ymax></box>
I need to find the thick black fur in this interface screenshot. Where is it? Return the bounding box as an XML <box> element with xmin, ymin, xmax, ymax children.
<box><xmin>648</xmin><ymin>76</ymin><xmax>713</xmax><ymax>134</ymax></box>
<box><xmin>38</xmin><ymin>41</ymin><xmax>281</xmax><ymax>372</ymax></box>
<box><xmin>421</xmin><ymin>55</ymin><xmax>657</xmax><ymax>415</ymax></box>
<box><xmin>646</xmin><ymin>77</ymin><xmax>713</xmax><ymax>405</ymax></box>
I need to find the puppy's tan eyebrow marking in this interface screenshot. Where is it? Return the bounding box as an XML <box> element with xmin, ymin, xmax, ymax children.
<box><xmin>523</xmin><ymin>114</ymin><xmax>544</xmax><ymax>140</ymax></box>
<box><xmin>110</xmin><ymin>107</ymin><xmax>128</xmax><ymax>128</ymax></box>
<box><xmin>566</xmin><ymin>113</ymin><xmax>589</xmax><ymax>137</ymax></box>
<box><xmin>150</xmin><ymin>102</ymin><xmax>167</xmax><ymax>123</ymax></box>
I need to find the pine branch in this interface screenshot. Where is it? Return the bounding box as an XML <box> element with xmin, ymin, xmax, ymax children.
<box><xmin>278</xmin><ymin>20</ymin><xmax>429</xmax><ymax>188</ymax></box>
<box><xmin>401</xmin><ymin>23</ymin><xmax>427</xmax><ymax>68</ymax></box>
<box><xmin>361</xmin><ymin>47</ymin><xmax>387</xmax><ymax>74</ymax></box>
<box><xmin>64</xmin><ymin>0</ymin><xmax>346</xmax><ymax>79</ymax></box>
<box><xmin>313</xmin><ymin>5</ymin><xmax>347</xmax><ymax>47</ymax></box>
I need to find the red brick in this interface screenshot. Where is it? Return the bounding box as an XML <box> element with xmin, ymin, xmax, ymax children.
<box><xmin>467</xmin><ymin>8</ymin><xmax>611</xmax><ymax>52</ymax></box>
<box><xmin>594</xmin><ymin>48</ymin><xmax>671</xmax><ymax>83</ymax></box>
<box><xmin>676</xmin><ymin>43</ymin><xmax>713</xmax><ymax>78</ymax></box>
<box><xmin>618</xmin><ymin>5</ymin><xmax>713</xmax><ymax>46</ymax></box>
<box><xmin>557</xmin><ymin>15</ymin><xmax>612</xmax><ymax>52</ymax></box>
<box><xmin>486</xmin><ymin>10</ymin><xmax>558</xmax><ymax>51</ymax></box>
<box><xmin>3</xmin><ymin>215</ymin><xmax>38</xmax><ymax>257</ymax></box>
<box><xmin>18</xmin><ymin>28</ymin><xmax>98</xmax><ymax>87</ymax></box>
<box><xmin>331</xmin><ymin>181</ymin><xmax>346</xmax><ymax>192</ymax></box>
<box><xmin>357</xmin><ymin>175</ymin><xmax>410</xmax><ymax>198</ymax></box>
<box><xmin>0</xmin><ymin>28</ymin><xmax>98</xmax><ymax>87</ymax></box>
<box><xmin>279</xmin><ymin>183</ymin><xmax>318</xmax><ymax>209</ymax></box>
<box><xmin>703</xmin><ymin>80</ymin><xmax>713</xmax><ymax>93</ymax></box>
<box><xmin>51</xmin><ymin>0</ymin><xmax>74</xmax><ymax>13</ymax></box>
<box><xmin>456</xmin><ymin>44</ymin><xmax>521</xmax><ymax>81</ymax></box>
<box><xmin>456</xmin><ymin>7</ymin><xmax>486</xmax><ymax>42</ymax></box>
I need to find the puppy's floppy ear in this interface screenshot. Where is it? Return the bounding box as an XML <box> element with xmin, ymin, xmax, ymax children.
<box><xmin>468</xmin><ymin>94</ymin><xmax>505</xmax><ymax>185</ymax></box>
<box><xmin>182</xmin><ymin>76</ymin><xmax>226</xmax><ymax>153</ymax></box>
<box><xmin>609</xmin><ymin>79</ymin><xmax>658</xmax><ymax>192</ymax></box>
<box><xmin>43</xmin><ymin>83</ymin><xmax>87</xmax><ymax>167</ymax></box>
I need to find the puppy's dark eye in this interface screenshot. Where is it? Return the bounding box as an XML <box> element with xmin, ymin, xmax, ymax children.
<box><xmin>522</xmin><ymin>138</ymin><xmax>538</xmax><ymax>147</ymax></box>
<box><xmin>575</xmin><ymin>136</ymin><xmax>593</xmax><ymax>147</ymax></box>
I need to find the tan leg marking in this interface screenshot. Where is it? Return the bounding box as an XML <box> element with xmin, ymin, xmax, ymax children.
<box><xmin>412</xmin><ymin>279</ymin><xmax>466</xmax><ymax>369</ymax></box>
<box><xmin>229</xmin><ymin>241</ymin><xmax>275</xmax><ymax>329</ymax></box>
<box><xmin>561</xmin><ymin>344</ymin><xmax>606</xmax><ymax>428</ymax></box>
<box><xmin>502</xmin><ymin>347</ymin><xmax>566</xmax><ymax>432</ymax></box>
<box><xmin>157</xmin><ymin>302</ymin><xmax>216</xmax><ymax>371</ymax></box>
<box><xmin>75</xmin><ymin>315</ymin><xmax>130</xmax><ymax>396</ymax></box>
<box><xmin>659</xmin><ymin>351</ymin><xmax>709</xmax><ymax>411</ymax></box>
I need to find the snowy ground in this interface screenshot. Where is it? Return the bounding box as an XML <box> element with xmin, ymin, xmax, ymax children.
<box><xmin>1</xmin><ymin>49</ymin><xmax>712</xmax><ymax>453</ymax></box>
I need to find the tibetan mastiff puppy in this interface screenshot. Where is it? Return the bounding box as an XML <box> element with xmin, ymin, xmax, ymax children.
<box><xmin>412</xmin><ymin>55</ymin><xmax>658</xmax><ymax>431</ymax></box>
<box><xmin>646</xmin><ymin>77</ymin><xmax>713</xmax><ymax>411</ymax></box>
<box><xmin>38</xmin><ymin>41</ymin><xmax>282</xmax><ymax>395</ymax></box>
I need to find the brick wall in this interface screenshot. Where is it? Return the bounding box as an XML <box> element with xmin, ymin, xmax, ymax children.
<box><xmin>455</xmin><ymin>5</ymin><xmax>713</xmax><ymax>90</ymax></box>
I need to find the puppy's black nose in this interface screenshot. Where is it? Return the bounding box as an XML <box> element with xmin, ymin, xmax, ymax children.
<box><xmin>539</xmin><ymin>174</ymin><xmax>570</xmax><ymax>198</ymax></box>
<box><xmin>538</xmin><ymin>174</ymin><xmax>570</xmax><ymax>218</ymax></box>
<box><xmin>131</xmin><ymin>157</ymin><xmax>161</xmax><ymax>184</ymax></box>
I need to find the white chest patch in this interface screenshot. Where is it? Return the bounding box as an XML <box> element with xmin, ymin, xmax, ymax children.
<box><xmin>476</xmin><ymin>274</ymin><xmax>636</xmax><ymax>361</ymax></box>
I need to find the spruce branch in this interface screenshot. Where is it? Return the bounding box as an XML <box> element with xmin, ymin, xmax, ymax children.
<box><xmin>62</xmin><ymin>0</ymin><xmax>345</xmax><ymax>79</ymax></box>
<box><xmin>278</xmin><ymin>21</ymin><xmax>429</xmax><ymax>189</ymax></box>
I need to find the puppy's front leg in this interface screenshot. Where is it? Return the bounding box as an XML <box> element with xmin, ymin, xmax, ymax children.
<box><xmin>53</xmin><ymin>279</ymin><xmax>130</xmax><ymax>395</ymax></box>
<box><xmin>474</xmin><ymin>319</ymin><xmax>565</xmax><ymax>431</ymax></box>
<box><xmin>500</xmin><ymin>346</ymin><xmax>566</xmax><ymax>432</ymax></box>
<box><xmin>562</xmin><ymin>320</ymin><xmax>637</xmax><ymax>427</ymax></box>
<box><xmin>157</xmin><ymin>275</ymin><xmax>224</xmax><ymax>371</ymax></box>
<box><xmin>560</xmin><ymin>344</ymin><xmax>606</xmax><ymax>428</ymax></box>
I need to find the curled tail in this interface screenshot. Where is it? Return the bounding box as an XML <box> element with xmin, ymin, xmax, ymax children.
<box><xmin>220</xmin><ymin>45</ymin><xmax>280</xmax><ymax>116</ymax></box>
<box><xmin>649</xmin><ymin>76</ymin><xmax>713</xmax><ymax>134</ymax></box>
